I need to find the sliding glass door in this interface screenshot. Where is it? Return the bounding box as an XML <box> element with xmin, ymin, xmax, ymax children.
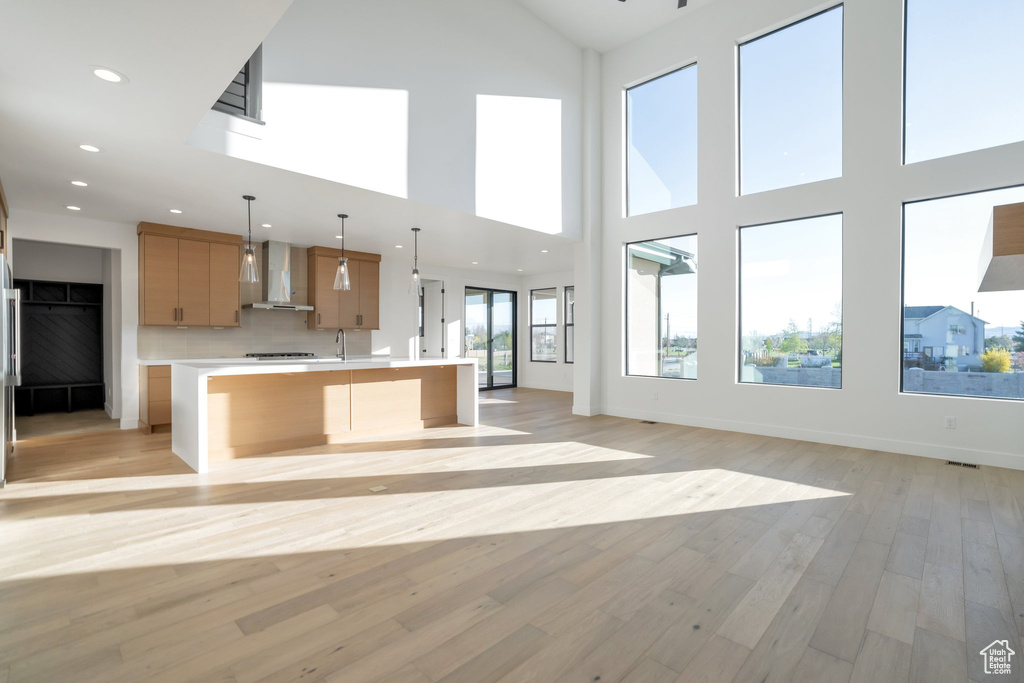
<box><xmin>465</xmin><ymin>287</ymin><xmax>516</xmax><ymax>390</ymax></box>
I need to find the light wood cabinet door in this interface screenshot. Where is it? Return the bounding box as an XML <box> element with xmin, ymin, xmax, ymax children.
<box><xmin>314</xmin><ymin>255</ymin><xmax>340</xmax><ymax>329</ymax></box>
<box><xmin>177</xmin><ymin>239</ymin><xmax>210</xmax><ymax>326</ymax></box>
<box><xmin>143</xmin><ymin>234</ymin><xmax>179</xmax><ymax>325</ymax></box>
<box><xmin>209</xmin><ymin>242</ymin><xmax>240</xmax><ymax>327</ymax></box>
<box><xmin>358</xmin><ymin>259</ymin><xmax>380</xmax><ymax>329</ymax></box>
<box><xmin>338</xmin><ymin>259</ymin><xmax>360</xmax><ymax>328</ymax></box>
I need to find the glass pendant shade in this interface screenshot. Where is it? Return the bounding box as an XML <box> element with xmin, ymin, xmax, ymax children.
<box><xmin>409</xmin><ymin>267</ymin><xmax>420</xmax><ymax>296</ymax></box>
<box><xmin>240</xmin><ymin>246</ymin><xmax>259</xmax><ymax>284</ymax></box>
<box><xmin>333</xmin><ymin>257</ymin><xmax>351</xmax><ymax>291</ymax></box>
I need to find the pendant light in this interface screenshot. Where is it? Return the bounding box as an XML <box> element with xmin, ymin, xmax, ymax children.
<box><xmin>239</xmin><ymin>195</ymin><xmax>259</xmax><ymax>284</ymax></box>
<box><xmin>409</xmin><ymin>227</ymin><xmax>421</xmax><ymax>296</ymax></box>
<box><xmin>333</xmin><ymin>213</ymin><xmax>351</xmax><ymax>291</ymax></box>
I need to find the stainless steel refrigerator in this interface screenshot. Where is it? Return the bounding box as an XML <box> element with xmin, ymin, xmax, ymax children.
<box><xmin>1</xmin><ymin>255</ymin><xmax>21</xmax><ymax>488</ymax></box>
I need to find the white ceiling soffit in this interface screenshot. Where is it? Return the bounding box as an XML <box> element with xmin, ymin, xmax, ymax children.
<box><xmin>0</xmin><ymin>0</ymin><xmax>576</xmax><ymax>275</ymax></box>
<box><xmin>515</xmin><ymin>0</ymin><xmax>719</xmax><ymax>53</ymax></box>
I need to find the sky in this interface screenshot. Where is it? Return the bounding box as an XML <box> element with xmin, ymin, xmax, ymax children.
<box><xmin>905</xmin><ymin>187</ymin><xmax>1024</xmax><ymax>331</ymax></box>
<box><xmin>905</xmin><ymin>0</ymin><xmax>1024</xmax><ymax>163</ymax></box>
<box><xmin>741</xmin><ymin>215</ymin><xmax>843</xmax><ymax>336</ymax></box>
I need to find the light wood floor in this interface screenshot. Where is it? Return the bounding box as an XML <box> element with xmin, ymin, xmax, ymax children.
<box><xmin>15</xmin><ymin>408</ymin><xmax>120</xmax><ymax>440</ymax></box>
<box><xmin>1</xmin><ymin>388</ymin><xmax>1022</xmax><ymax>682</ymax></box>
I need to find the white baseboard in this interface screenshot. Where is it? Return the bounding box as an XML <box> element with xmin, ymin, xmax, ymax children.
<box><xmin>120</xmin><ymin>417</ymin><xmax>137</xmax><ymax>430</ymax></box>
<box><xmin>572</xmin><ymin>404</ymin><xmax>599</xmax><ymax>416</ymax></box>
<box><xmin>601</xmin><ymin>404</ymin><xmax>1024</xmax><ymax>471</ymax></box>
<box><xmin>104</xmin><ymin>402</ymin><xmax>114</xmax><ymax>418</ymax></box>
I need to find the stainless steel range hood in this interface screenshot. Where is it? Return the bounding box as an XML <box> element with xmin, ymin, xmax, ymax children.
<box><xmin>242</xmin><ymin>240</ymin><xmax>314</xmax><ymax>311</ymax></box>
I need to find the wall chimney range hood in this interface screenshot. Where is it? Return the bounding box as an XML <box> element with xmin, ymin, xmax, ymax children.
<box><xmin>242</xmin><ymin>240</ymin><xmax>314</xmax><ymax>311</ymax></box>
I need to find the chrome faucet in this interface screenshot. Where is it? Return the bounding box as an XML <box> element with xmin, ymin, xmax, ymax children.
<box><xmin>335</xmin><ymin>328</ymin><xmax>347</xmax><ymax>360</ymax></box>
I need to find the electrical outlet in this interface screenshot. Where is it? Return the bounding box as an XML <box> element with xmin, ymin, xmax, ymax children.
<box><xmin>945</xmin><ymin>416</ymin><xmax>956</xmax><ymax>429</ymax></box>
<box><xmin>653</xmin><ymin>392</ymin><xmax>659</xmax><ymax>401</ymax></box>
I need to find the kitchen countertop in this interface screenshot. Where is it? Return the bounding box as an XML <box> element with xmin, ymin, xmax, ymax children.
<box><xmin>172</xmin><ymin>357</ymin><xmax>475</xmax><ymax>378</ymax></box>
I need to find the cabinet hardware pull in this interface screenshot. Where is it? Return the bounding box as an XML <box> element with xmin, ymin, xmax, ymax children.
<box><xmin>180</xmin><ymin>308</ymin><xmax>184</xmax><ymax>321</ymax></box>
<box><xmin>173</xmin><ymin>308</ymin><xmax>176</xmax><ymax>321</ymax></box>
<box><xmin>235</xmin><ymin>310</ymin><xmax>239</xmax><ymax>323</ymax></box>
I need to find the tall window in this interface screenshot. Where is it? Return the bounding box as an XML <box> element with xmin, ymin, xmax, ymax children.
<box><xmin>739</xmin><ymin>6</ymin><xmax>843</xmax><ymax>195</ymax></box>
<box><xmin>565</xmin><ymin>287</ymin><xmax>575</xmax><ymax>364</ymax></box>
<box><xmin>530</xmin><ymin>288</ymin><xmax>557</xmax><ymax>362</ymax></box>
<box><xmin>626</xmin><ymin>234</ymin><xmax>698</xmax><ymax>379</ymax></box>
<box><xmin>739</xmin><ymin>215</ymin><xmax>843</xmax><ymax>388</ymax></box>
<box><xmin>626</xmin><ymin>64</ymin><xmax>698</xmax><ymax>216</ymax></box>
<box><xmin>902</xmin><ymin>187</ymin><xmax>1024</xmax><ymax>400</ymax></box>
<box><xmin>904</xmin><ymin>0</ymin><xmax>1024</xmax><ymax>164</ymax></box>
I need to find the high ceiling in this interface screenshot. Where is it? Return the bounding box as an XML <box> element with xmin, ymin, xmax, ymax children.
<box><xmin>0</xmin><ymin>0</ymin><xmax>577</xmax><ymax>275</ymax></box>
<box><xmin>516</xmin><ymin>0</ymin><xmax>718</xmax><ymax>53</ymax></box>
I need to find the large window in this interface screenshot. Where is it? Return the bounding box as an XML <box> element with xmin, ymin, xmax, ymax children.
<box><xmin>739</xmin><ymin>215</ymin><xmax>843</xmax><ymax>388</ymax></box>
<box><xmin>626</xmin><ymin>234</ymin><xmax>698</xmax><ymax>379</ymax></box>
<box><xmin>530</xmin><ymin>288</ymin><xmax>557</xmax><ymax>362</ymax></box>
<box><xmin>626</xmin><ymin>64</ymin><xmax>698</xmax><ymax>217</ymax></box>
<box><xmin>739</xmin><ymin>6</ymin><xmax>843</xmax><ymax>195</ymax></box>
<box><xmin>902</xmin><ymin>187</ymin><xmax>1024</xmax><ymax>400</ymax></box>
<box><xmin>904</xmin><ymin>0</ymin><xmax>1024</xmax><ymax>164</ymax></box>
<box><xmin>565</xmin><ymin>286</ymin><xmax>575</xmax><ymax>364</ymax></box>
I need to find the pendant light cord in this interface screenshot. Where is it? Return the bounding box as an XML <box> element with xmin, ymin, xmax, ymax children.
<box><xmin>341</xmin><ymin>215</ymin><xmax>346</xmax><ymax>260</ymax></box>
<box><xmin>414</xmin><ymin>228</ymin><xmax>418</xmax><ymax>270</ymax></box>
<box><xmin>246</xmin><ymin>198</ymin><xmax>252</xmax><ymax>249</ymax></box>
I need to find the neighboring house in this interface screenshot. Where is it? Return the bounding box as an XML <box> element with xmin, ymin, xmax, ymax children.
<box><xmin>904</xmin><ymin>305</ymin><xmax>987</xmax><ymax>369</ymax></box>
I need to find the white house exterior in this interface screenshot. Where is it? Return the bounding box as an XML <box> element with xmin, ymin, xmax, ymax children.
<box><xmin>903</xmin><ymin>305</ymin><xmax>987</xmax><ymax>369</ymax></box>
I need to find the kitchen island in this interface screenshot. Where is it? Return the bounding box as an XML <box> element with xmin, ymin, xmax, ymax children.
<box><xmin>170</xmin><ymin>357</ymin><xmax>478</xmax><ymax>472</ymax></box>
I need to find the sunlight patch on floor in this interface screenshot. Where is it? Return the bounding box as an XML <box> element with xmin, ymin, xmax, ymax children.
<box><xmin>1</xmin><ymin>469</ymin><xmax>848</xmax><ymax>580</ymax></box>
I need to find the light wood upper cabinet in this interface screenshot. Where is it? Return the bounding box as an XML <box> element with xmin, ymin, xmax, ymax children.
<box><xmin>177</xmin><ymin>239</ymin><xmax>210</xmax><ymax>326</ymax></box>
<box><xmin>142</xmin><ymin>234</ymin><xmax>180</xmax><ymax>326</ymax></box>
<box><xmin>209</xmin><ymin>243</ymin><xmax>241</xmax><ymax>326</ymax></box>
<box><xmin>358</xmin><ymin>260</ymin><xmax>380</xmax><ymax>329</ymax></box>
<box><xmin>338</xmin><ymin>259</ymin><xmax>360</xmax><ymax>328</ymax></box>
<box><xmin>307</xmin><ymin>246</ymin><xmax>381</xmax><ymax>331</ymax></box>
<box><xmin>310</xmin><ymin>254</ymin><xmax>340</xmax><ymax>330</ymax></box>
<box><xmin>138</xmin><ymin>223</ymin><xmax>242</xmax><ymax>327</ymax></box>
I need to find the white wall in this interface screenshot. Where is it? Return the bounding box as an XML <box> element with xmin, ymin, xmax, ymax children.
<box><xmin>598</xmin><ymin>0</ymin><xmax>1024</xmax><ymax>468</ymax></box>
<box><xmin>519</xmin><ymin>271</ymin><xmax>575</xmax><ymax>393</ymax></box>
<box><xmin>8</xmin><ymin>211</ymin><xmax>137</xmax><ymax>427</ymax></box>
<box><xmin>192</xmin><ymin>0</ymin><xmax>584</xmax><ymax>238</ymax></box>
<box><xmin>11</xmin><ymin>239</ymin><xmax>104</xmax><ymax>284</ymax></box>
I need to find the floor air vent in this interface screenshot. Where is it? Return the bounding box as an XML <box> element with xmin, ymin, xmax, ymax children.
<box><xmin>640</xmin><ymin>420</ymin><xmax>658</xmax><ymax>424</ymax></box>
<box><xmin>946</xmin><ymin>460</ymin><xmax>979</xmax><ymax>469</ymax></box>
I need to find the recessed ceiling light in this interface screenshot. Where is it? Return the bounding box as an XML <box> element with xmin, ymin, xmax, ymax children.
<box><xmin>394</xmin><ymin>245</ymin><xmax>403</xmax><ymax>248</ymax></box>
<box><xmin>517</xmin><ymin>268</ymin><xmax>524</xmax><ymax>272</ymax></box>
<box><xmin>541</xmin><ymin>249</ymin><xmax>549</xmax><ymax>253</ymax></box>
<box><xmin>79</xmin><ymin>144</ymin><xmax>101</xmax><ymax>152</ymax></box>
<box><xmin>472</xmin><ymin>261</ymin><xmax>479</xmax><ymax>265</ymax></box>
<box><xmin>92</xmin><ymin>67</ymin><xmax>127</xmax><ymax>83</ymax></box>
<box><xmin>261</xmin><ymin>223</ymin><xmax>271</xmax><ymax>228</ymax></box>
<box><xmin>169</xmin><ymin>209</ymin><xmax>182</xmax><ymax>214</ymax></box>
<box><xmin>335</xmin><ymin>235</ymin><xmax>344</xmax><ymax>239</ymax></box>
<box><xmin>71</xmin><ymin>180</ymin><xmax>88</xmax><ymax>187</ymax></box>
<box><xmin>66</xmin><ymin>205</ymin><xmax>81</xmax><ymax>211</ymax></box>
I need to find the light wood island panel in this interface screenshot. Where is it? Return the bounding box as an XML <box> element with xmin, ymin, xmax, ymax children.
<box><xmin>206</xmin><ymin>365</ymin><xmax>458</xmax><ymax>461</ymax></box>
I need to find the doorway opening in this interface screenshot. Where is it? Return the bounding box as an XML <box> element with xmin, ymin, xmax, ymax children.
<box><xmin>465</xmin><ymin>287</ymin><xmax>516</xmax><ymax>390</ymax></box>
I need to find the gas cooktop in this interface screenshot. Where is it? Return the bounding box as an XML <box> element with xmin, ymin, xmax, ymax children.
<box><xmin>245</xmin><ymin>352</ymin><xmax>316</xmax><ymax>360</ymax></box>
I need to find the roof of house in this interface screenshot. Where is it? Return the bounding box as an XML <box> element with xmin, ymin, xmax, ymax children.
<box><xmin>903</xmin><ymin>305</ymin><xmax>989</xmax><ymax>325</ymax></box>
<box><xmin>904</xmin><ymin>306</ymin><xmax>945</xmax><ymax>319</ymax></box>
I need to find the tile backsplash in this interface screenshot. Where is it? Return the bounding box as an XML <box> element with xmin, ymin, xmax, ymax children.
<box><xmin>137</xmin><ymin>244</ymin><xmax>374</xmax><ymax>360</ymax></box>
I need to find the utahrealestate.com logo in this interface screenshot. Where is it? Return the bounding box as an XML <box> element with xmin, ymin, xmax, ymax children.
<box><xmin>980</xmin><ymin>639</ymin><xmax>1016</xmax><ymax>676</ymax></box>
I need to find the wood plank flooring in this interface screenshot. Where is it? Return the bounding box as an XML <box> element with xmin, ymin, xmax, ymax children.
<box><xmin>1</xmin><ymin>388</ymin><xmax>1022</xmax><ymax>682</ymax></box>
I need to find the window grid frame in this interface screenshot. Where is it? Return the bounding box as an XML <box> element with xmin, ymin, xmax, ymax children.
<box><xmin>530</xmin><ymin>287</ymin><xmax>558</xmax><ymax>364</ymax></box>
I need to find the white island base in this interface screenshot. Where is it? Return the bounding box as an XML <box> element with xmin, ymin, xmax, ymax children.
<box><xmin>171</xmin><ymin>358</ymin><xmax>478</xmax><ymax>473</ymax></box>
